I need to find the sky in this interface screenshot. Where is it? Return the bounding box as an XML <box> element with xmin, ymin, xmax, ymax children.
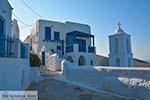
<box><xmin>8</xmin><ymin>0</ymin><xmax>150</xmax><ymax>61</ymax></box>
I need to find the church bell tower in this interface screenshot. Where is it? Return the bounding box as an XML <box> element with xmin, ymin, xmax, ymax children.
<box><xmin>109</xmin><ymin>22</ymin><xmax>133</xmax><ymax>67</ymax></box>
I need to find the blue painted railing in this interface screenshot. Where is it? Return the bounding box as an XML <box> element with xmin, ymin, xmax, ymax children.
<box><xmin>66</xmin><ymin>45</ymin><xmax>95</xmax><ymax>53</ymax></box>
<box><xmin>66</xmin><ymin>45</ymin><xmax>73</xmax><ymax>53</ymax></box>
<box><xmin>88</xmin><ymin>46</ymin><xmax>95</xmax><ymax>53</ymax></box>
<box><xmin>78</xmin><ymin>45</ymin><xmax>86</xmax><ymax>52</ymax></box>
<box><xmin>0</xmin><ymin>35</ymin><xmax>13</xmax><ymax>57</ymax></box>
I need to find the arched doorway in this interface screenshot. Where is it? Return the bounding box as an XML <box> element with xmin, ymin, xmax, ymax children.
<box><xmin>78</xmin><ymin>55</ymin><xmax>86</xmax><ymax>66</ymax></box>
<box><xmin>66</xmin><ymin>56</ymin><xmax>73</xmax><ymax>63</ymax></box>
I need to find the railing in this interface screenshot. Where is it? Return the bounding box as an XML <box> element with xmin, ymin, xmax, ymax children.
<box><xmin>88</xmin><ymin>46</ymin><xmax>95</xmax><ymax>53</ymax></box>
<box><xmin>66</xmin><ymin>45</ymin><xmax>74</xmax><ymax>53</ymax></box>
<box><xmin>78</xmin><ymin>45</ymin><xmax>86</xmax><ymax>52</ymax></box>
<box><xmin>0</xmin><ymin>35</ymin><xmax>13</xmax><ymax>57</ymax></box>
<box><xmin>66</xmin><ymin>45</ymin><xmax>95</xmax><ymax>53</ymax></box>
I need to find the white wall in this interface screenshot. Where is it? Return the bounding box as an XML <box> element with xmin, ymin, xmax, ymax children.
<box><xmin>0</xmin><ymin>58</ymin><xmax>30</xmax><ymax>90</ymax></box>
<box><xmin>30</xmin><ymin>67</ymin><xmax>43</xmax><ymax>83</ymax></box>
<box><xmin>62</xmin><ymin>60</ymin><xmax>150</xmax><ymax>100</ymax></box>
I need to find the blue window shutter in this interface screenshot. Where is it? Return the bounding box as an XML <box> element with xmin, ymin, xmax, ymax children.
<box><xmin>45</xmin><ymin>27</ymin><xmax>51</xmax><ymax>40</ymax></box>
<box><xmin>57</xmin><ymin>46</ymin><xmax>61</xmax><ymax>50</ymax></box>
<box><xmin>54</xmin><ymin>31</ymin><xmax>60</xmax><ymax>40</ymax></box>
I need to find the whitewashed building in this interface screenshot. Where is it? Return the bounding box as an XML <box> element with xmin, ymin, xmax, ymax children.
<box><xmin>109</xmin><ymin>23</ymin><xmax>133</xmax><ymax>67</ymax></box>
<box><xmin>0</xmin><ymin>0</ymin><xmax>30</xmax><ymax>90</ymax></box>
<box><xmin>26</xmin><ymin>20</ymin><xmax>96</xmax><ymax>67</ymax></box>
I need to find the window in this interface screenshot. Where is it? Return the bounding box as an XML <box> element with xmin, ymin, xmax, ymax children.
<box><xmin>45</xmin><ymin>27</ymin><xmax>51</xmax><ymax>40</ymax></box>
<box><xmin>51</xmin><ymin>49</ymin><xmax>54</xmax><ymax>53</ymax></box>
<box><xmin>57</xmin><ymin>46</ymin><xmax>61</xmax><ymax>50</ymax></box>
<box><xmin>77</xmin><ymin>39</ymin><xmax>86</xmax><ymax>52</ymax></box>
<box><xmin>54</xmin><ymin>31</ymin><xmax>60</xmax><ymax>40</ymax></box>
<box><xmin>126</xmin><ymin>38</ymin><xmax>129</xmax><ymax>53</ymax></box>
<box><xmin>115</xmin><ymin>38</ymin><xmax>118</xmax><ymax>54</ymax></box>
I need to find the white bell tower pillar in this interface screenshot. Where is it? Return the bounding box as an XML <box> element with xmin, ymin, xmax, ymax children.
<box><xmin>109</xmin><ymin>22</ymin><xmax>133</xmax><ymax>67</ymax></box>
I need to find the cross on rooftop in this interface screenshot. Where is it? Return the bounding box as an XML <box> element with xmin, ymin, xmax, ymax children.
<box><xmin>118</xmin><ymin>22</ymin><xmax>121</xmax><ymax>27</ymax></box>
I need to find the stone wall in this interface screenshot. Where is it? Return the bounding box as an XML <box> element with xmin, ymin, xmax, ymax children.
<box><xmin>46</xmin><ymin>53</ymin><xmax>64</xmax><ymax>71</ymax></box>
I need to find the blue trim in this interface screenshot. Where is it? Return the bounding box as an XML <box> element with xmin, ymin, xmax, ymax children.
<box><xmin>66</xmin><ymin>45</ymin><xmax>73</xmax><ymax>53</ymax></box>
<box><xmin>21</xmin><ymin>43</ymin><xmax>26</xmax><ymax>58</ymax></box>
<box><xmin>0</xmin><ymin>19</ymin><xmax>4</xmax><ymax>57</ymax></box>
<box><xmin>77</xmin><ymin>39</ymin><xmax>86</xmax><ymax>52</ymax></box>
<box><xmin>62</xmin><ymin>42</ymin><xmax>64</xmax><ymax>55</ymax></box>
<box><xmin>88</xmin><ymin>46</ymin><xmax>95</xmax><ymax>53</ymax></box>
<box><xmin>0</xmin><ymin>35</ymin><xmax>13</xmax><ymax>57</ymax></box>
<box><xmin>54</xmin><ymin>31</ymin><xmax>60</xmax><ymax>41</ymax></box>
<box><xmin>66</xmin><ymin>31</ymin><xmax>94</xmax><ymax>38</ymax></box>
<box><xmin>42</xmin><ymin>51</ymin><xmax>45</xmax><ymax>66</ymax></box>
<box><xmin>57</xmin><ymin>46</ymin><xmax>61</xmax><ymax>50</ymax></box>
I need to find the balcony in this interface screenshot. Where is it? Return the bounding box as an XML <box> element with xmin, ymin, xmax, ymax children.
<box><xmin>88</xmin><ymin>46</ymin><xmax>95</xmax><ymax>53</ymax></box>
<box><xmin>66</xmin><ymin>44</ymin><xmax>95</xmax><ymax>53</ymax></box>
<box><xmin>78</xmin><ymin>45</ymin><xmax>86</xmax><ymax>52</ymax></box>
<box><xmin>66</xmin><ymin>45</ymin><xmax>74</xmax><ymax>53</ymax></box>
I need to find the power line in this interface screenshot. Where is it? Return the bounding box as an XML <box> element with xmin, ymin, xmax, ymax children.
<box><xmin>12</xmin><ymin>12</ymin><xmax>31</xmax><ymax>26</ymax></box>
<box><xmin>20</xmin><ymin>0</ymin><xmax>43</xmax><ymax>18</ymax></box>
<box><xmin>20</xmin><ymin>25</ymin><xmax>34</xmax><ymax>29</ymax></box>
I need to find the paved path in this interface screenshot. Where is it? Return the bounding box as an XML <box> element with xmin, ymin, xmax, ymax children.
<box><xmin>38</xmin><ymin>67</ymin><xmax>61</xmax><ymax>79</ymax></box>
<box><xmin>27</xmin><ymin>67</ymin><xmax>124</xmax><ymax>100</ymax></box>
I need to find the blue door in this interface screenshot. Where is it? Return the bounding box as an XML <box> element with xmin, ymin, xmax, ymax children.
<box><xmin>42</xmin><ymin>51</ymin><xmax>45</xmax><ymax>66</ymax></box>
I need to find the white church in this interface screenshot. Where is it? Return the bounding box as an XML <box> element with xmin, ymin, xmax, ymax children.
<box><xmin>25</xmin><ymin>20</ymin><xmax>96</xmax><ymax>67</ymax></box>
<box><xmin>109</xmin><ymin>22</ymin><xmax>133</xmax><ymax>67</ymax></box>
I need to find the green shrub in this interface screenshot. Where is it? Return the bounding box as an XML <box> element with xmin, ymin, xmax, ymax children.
<box><xmin>30</xmin><ymin>53</ymin><xmax>41</xmax><ymax>67</ymax></box>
